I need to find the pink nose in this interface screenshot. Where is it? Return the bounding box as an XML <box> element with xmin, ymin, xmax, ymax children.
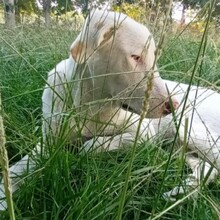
<box><xmin>163</xmin><ymin>98</ymin><xmax>179</xmax><ymax>115</ymax></box>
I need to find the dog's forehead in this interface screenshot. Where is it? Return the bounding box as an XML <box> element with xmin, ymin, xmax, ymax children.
<box><xmin>89</xmin><ymin>11</ymin><xmax>150</xmax><ymax>39</ymax></box>
<box><xmin>89</xmin><ymin>10</ymin><xmax>127</xmax><ymax>24</ymax></box>
<box><xmin>115</xmin><ymin>20</ymin><xmax>152</xmax><ymax>49</ymax></box>
<box><xmin>122</xmin><ymin>22</ymin><xmax>150</xmax><ymax>40</ymax></box>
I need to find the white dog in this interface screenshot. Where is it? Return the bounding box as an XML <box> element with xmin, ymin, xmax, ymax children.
<box><xmin>0</xmin><ymin>10</ymin><xmax>219</xmax><ymax>210</ymax></box>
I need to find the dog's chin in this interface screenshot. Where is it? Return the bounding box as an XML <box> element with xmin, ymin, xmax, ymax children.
<box><xmin>122</xmin><ymin>103</ymin><xmax>135</xmax><ymax>113</ymax></box>
<box><xmin>121</xmin><ymin>103</ymin><xmax>173</xmax><ymax>119</ymax></box>
<box><xmin>122</xmin><ymin>103</ymin><xmax>155</xmax><ymax>116</ymax></box>
<box><xmin>146</xmin><ymin>106</ymin><xmax>174</xmax><ymax>118</ymax></box>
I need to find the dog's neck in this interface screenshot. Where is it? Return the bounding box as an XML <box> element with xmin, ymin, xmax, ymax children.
<box><xmin>74</xmin><ymin>61</ymin><xmax>118</xmax><ymax>115</ymax></box>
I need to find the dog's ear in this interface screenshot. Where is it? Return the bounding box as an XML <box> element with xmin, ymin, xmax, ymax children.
<box><xmin>70</xmin><ymin>34</ymin><xmax>87</xmax><ymax>64</ymax></box>
<box><xmin>70</xmin><ymin>25</ymin><xmax>115</xmax><ymax>64</ymax></box>
<box><xmin>95</xmin><ymin>26</ymin><xmax>115</xmax><ymax>48</ymax></box>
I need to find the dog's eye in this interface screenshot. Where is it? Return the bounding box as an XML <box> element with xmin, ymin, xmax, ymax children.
<box><xmin>131</xmin><ymin>54</ymin><xmax>142</xmax><ymax>64</ymax></box>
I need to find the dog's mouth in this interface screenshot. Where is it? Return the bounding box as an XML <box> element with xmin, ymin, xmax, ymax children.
<box><xmin>122</xmin><ymin>100</ymin><xmax>179</xmax><ymax>117</ymax></box>
<box><xmin>122</xmin><ymin>103</ymin><xmax>135</xmax><ymax>112</ymax></box>
<box><xmin>122</xmin><ymin>103</ymin><xmax>165</xmax><ymax>117</ymax></box>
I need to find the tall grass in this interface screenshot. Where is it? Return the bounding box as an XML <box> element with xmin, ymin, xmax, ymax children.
<box><xmin>0</xmin><ymin>10</ymin><xmax>220</xmax><ymax>220</ymax></box>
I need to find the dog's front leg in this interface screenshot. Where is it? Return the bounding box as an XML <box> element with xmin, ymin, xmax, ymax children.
<box><xmin>0</xmin><ymin>143</ymin><xmax>43</xmax><ymax>210</ymax></box>
<box><xmin>82</xmin><ymin>133</ymin><xmax>134</xmax><ymax>153</ymax></box>
<box><xmin>82</xmin><ymin>108</ymin><xmax>155</xmax><ymax>153</ymax></box>
<box><xmin>163</xmin><ymin>154</ymin><xmax>219</xmax><ymax>202</ymax></box>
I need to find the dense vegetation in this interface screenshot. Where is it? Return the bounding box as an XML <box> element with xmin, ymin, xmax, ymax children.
<box><xmin>0</xmin><ymin>20</ymin><xmax>220</xmax><ymax>219</ymax></box>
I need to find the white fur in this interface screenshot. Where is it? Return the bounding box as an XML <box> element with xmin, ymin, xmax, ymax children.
<box><xmin>149</xmin><ymin>80</ymin><xmax>220</xmax><ymax>200</ymax></box>
<box><xmin>0</xmin><ymin>10</ymin><xmax>220</xmax><ymax>210</ymax></box>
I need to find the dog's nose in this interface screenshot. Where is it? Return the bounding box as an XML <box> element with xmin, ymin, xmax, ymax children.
<box><xmin>163</xmin><ymin>98</ymin><xmax>179</xmax><ymax>115</ymax></box>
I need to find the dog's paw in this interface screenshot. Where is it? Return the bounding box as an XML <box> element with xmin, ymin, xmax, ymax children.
<box><xmin>163</xmin><ymin>175</ymin><xmax>199</xmax><ymax>202</ymax></box>
<box><xmin>0</xmin><ymin>182</ymin><xmax>7</xmax><ymax>211</ymax></box>
<box><xmin>163</xmin><ymin>186</ymin><xmax>199</xmax><ymax>202</ymax></box>
<box><xmin>162</xmin><ymin>186</ymin><xmax>186</xmax><ymax>202</ymax></box>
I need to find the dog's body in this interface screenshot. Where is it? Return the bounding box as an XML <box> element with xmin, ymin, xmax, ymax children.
<box><xmin>40</xmin><ymin>53</ymin><xmax>220</xmax><ymax>202</ymax></box>
<box><xmin>0</xmin><ymin>10</ymin><xmax>220</xmax><ymax>210</ymax></box>
<box><xmin>36</xmin><ymin>50</ymin><xmax>220</xmax><ymax>202</ymax></box>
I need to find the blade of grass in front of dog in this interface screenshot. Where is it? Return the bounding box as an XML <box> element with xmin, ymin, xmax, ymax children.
<box><xmin>0</xmin><ymin>93</ymin><xmax>15</xmax><ymax>220</ymax></box>
<box><xmin>116</xmin><ymin>1</ymin><xmax>174</xmax><ymax>218</ymax></box>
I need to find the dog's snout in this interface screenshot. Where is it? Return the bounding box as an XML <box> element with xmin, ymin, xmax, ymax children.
<box><xmin>163</xmin><ymin>99</ymin><xmax>179</xmax><ymax>115</ymax></box>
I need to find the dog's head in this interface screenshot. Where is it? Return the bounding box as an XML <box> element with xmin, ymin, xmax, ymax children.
<box><xmin>70</xmin><ymin>10</ymin><xmax>178</xmax><ymax>118</ymax></box>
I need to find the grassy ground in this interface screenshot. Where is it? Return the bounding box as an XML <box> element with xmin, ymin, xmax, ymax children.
<box><xmin>0</xmin><ymin>23</ymin><xmax>220</xmax><ymax>219</ymax></box>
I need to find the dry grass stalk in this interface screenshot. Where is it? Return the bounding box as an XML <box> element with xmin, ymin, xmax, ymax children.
<box><xmin>0</xmin><ymin>93</ymin><xmax>15</xmax><ymax>220</ymax></box>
